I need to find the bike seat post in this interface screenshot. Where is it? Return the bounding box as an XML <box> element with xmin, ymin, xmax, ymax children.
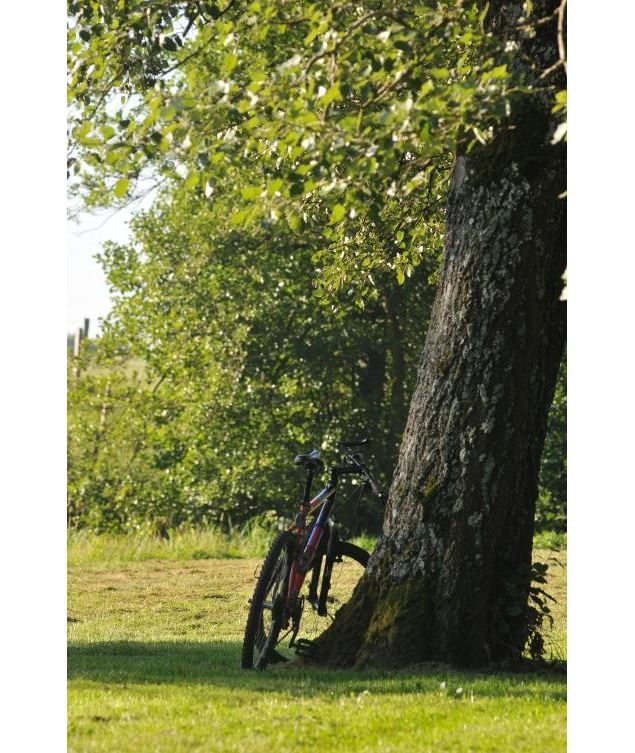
<box><xmin>303</xmin><ymin>467</ymin><xmax>315</xmax><ymax>506</ymax></box>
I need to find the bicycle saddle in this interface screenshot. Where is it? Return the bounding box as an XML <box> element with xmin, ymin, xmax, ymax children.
<box><xmin>293</xmin><ymin>449</ymin><xmax>325</xmax><ymax>471</ymax></box>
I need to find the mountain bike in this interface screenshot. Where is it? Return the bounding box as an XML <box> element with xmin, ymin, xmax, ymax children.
<box><xmin>241</xmin><ymin>439</ymin><xmax>384</xmax><ymax>670</ymax></box>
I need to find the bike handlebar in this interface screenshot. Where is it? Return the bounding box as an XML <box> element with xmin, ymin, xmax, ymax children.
<box><xmin>337</xmin><ymin>438</ymin><xmax>369</xmax><ymax>448</ymax></box>
<box><xmin>335</xmin><ymin>442</ymin><xmax>385</xmax><ymax>501</ymax></box>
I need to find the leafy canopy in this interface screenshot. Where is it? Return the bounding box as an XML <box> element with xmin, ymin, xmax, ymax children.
<box><xmin>69</xmin><ymin>0</ymin><xmax>522</xmax><ymax>293</ymax></box>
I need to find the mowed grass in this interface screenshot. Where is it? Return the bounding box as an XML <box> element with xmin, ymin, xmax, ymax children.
<box><xmin>68</xmin><ymin>547</ymin><xmax>566</xmax><ymax>753</ymax></box>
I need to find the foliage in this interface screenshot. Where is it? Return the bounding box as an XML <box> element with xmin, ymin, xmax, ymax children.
<box><xmin>67</xmin><ymin>0</ymin><xmax>531</xmax><ymax>298</ymax></box>
<box><xmin>532</xmin><ymin>529</ymin><xmax>566</xmax><ymax>551</ymax></box>
<box><xmin>68</xmin><ymin>183</ymin><xmax>435</xmax><ymax>532</ymax></box>
<box><xmin>537</xmin><ymin>356</ymin><xmax>566</xmax><ymax>531</ymax></box>
<box><xmin>496</xmin><ymin>556</ymin><xmax>563</xmax><ymax>664</ymax></box>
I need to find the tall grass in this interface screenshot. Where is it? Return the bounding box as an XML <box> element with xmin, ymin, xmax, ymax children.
<box><xmin>67</xmin><ymin>522</ymin><xmax>275</xmax><ymax>565</ymax></box>
<box><xmin>68</xmin><ymin>523</ymin><xmax>564</xmax><ymax>565</ymax></box>
<box><xmin>533</xmin><ymin>530</ymin><xmax>567</xmax><ymax>550</ymax></box>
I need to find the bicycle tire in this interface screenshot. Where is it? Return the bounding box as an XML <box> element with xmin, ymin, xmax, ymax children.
<box><xmin>313</xmin><ymin>539</ymin><xmax>369</xmax><ymax>621</ymax></box>
<box><xmin>336</xmin><ymin>541</ymin><xmax>370</xmax><ymax>568</ymax></box>
<box><xmin>241</xmin><ymin>530</ymin><xmax>294</xmax><ymax>670</ymax></box>
<box><xmin>241</xmin><ymin>534</ymin><xmax>370</xmax><ymax>669</ymax></box>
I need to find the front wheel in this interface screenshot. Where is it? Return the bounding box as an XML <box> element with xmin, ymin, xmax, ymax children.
<box><xmin>241</xmin><ymin>531</ymin><xmax>295</xmax><ymax>670</ymax></box>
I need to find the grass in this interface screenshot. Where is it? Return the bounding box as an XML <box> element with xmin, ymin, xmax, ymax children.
<box><xmin>67</xmin><ymin>525</ymin><xmax>277</xmax><ymax>565</ymax></box>
<box><xmin>68</xmin><ymin>543</ymin><xmax>566</xmax><ymax>753</ymax></box>
<box><xmin>532</xmin><ymin>530</ymin><xmax>567</xmax><ymax>551</ymax></box>
<box><xmin>68</xmin><ymin>526</ymin><xmax>564</xmax><ymax>564</ymax></box>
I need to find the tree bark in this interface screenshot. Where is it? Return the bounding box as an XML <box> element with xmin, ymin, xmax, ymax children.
<box><xmin>312</xmin><ymin>1</ymin><xmax>566</xmax><ymax>668</ymax></box>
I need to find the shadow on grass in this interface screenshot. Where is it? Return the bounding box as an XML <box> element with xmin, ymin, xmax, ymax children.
<box><xmin>68</xmin><ymin>640</ymin><xmax>566</xmax><ymax>701</ymax></box>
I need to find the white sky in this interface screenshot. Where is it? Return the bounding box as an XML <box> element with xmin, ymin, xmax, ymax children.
<box><xmin>66</xmin><ymin>207</ymin><xmax>130</xmax><ymax>337</ymax></box>
<box><xmin>67</xmin><ymin>186</ymin><xmax>157</xmax><ymax>337</ymax></box>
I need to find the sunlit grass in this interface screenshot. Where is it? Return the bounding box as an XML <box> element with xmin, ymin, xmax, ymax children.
<box><xmin>67</xmin><ymin>524</ymin><xmax>276</xmax><ymax>565</ymax></box>
<box><xmin>68</xmin><ymin>526</ymin><xmax>565</xmax><ymax>564</ymax></box>
<box><xmin>68</xmin><ymin>542</ymin><xmax>566</xmax><ymax>753</ymax></box>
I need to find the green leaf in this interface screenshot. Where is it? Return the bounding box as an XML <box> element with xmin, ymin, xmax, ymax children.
<box><xmin>241</xmin><ymin>185</ymin><xmax>262</xmax><ymax>200</ymax></box>
<box><xmin>267</xmin><ymin>179</ymin><xmax>283</xmax><ymax>197</ymax></box>
<box><xmin>113</xmin><ymin>178</ymin><xmax>129</xmax><ymax>198</ymax></box>
<box><xmin>304</xmin><ymin>26</ymin><xmax>321</xmax><ymax>46</ymax></box>
<box><xmin>320</xmin><ymin>82</ymin><xmax>341</xmax><ymax>106</ymax></box>
<box><xmin>75</xmin><ymin>122</ymin><xmax>92</xmax><ymax>143</ymax></box>
<box><xmin>482</xmin><ymin>64</ymin><xmax>508</xmax><ymax>81</ymax></box>
<box><xmin>328</xmin><ymin>204</ymin><xmax>346</xmax><ymax>224</ymax></box>
<box><xmin>185</xmin><ymin>171</ymin><xmax>199</xmax><ymax>189</ymax></box>
<box><xmin>222</xmin><ymin>53</ymin><xmax>239</xmax><ymax>75</ymax></box>
<box><xmin>287</xmin><ymin>212</ymin><xmax>303</xmax><ymax>231</ymax></box>
<box><xmin>159</xmin><ymin>105</ymin><xmax>177</xmax><ymax>121</ymax></box>
<box><xmin>230</xmin><ymin>208</ymin><xmax>251</xmax><ymax>225</ymax></box>
<box><xmin>396</xmin><ymin>269</ymin><xmax>405</xmax><ymax>285</ymax></box>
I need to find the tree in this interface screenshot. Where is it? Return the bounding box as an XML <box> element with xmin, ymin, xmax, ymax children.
<box><xmin>68</xmin><ymin>0</ymin><xmax>567</xmax><ymax>663</ymax></box>
<box><xmin>310</xmin><ymin>1</ymin><xmax>566</xmax><ymax>667</ymax></box>
<box><xmin>68</xmin><ymin>187</ymin><xmax>434</xmax><ymax>532</ymax></box>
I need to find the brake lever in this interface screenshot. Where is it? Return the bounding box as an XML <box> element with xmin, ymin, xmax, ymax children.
<box><xmin>360</xmin><ymin>467</ymin><xmax>383</xmax><ymax>500</ymax></box>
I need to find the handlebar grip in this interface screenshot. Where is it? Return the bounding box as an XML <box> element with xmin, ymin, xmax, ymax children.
<box><xmin>368</xmin><ymin>476</ymin><xmax>383</xmax><ymax>499</ymax></box>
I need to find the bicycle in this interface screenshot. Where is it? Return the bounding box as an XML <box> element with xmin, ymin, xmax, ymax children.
<box><xmin>241</xmin><ymin>438</ymin><xmax>384</xmax><ymax>670</ymax></box>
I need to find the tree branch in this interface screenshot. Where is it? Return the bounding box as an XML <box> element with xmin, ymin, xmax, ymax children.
<box><xmin>557</xmin><ymin>0</ymin><xmax>567</xmax><ymax>75</ymax></box>
<box><xmin>304</xmin><ymin>11</ymin><xmax>377</xmax><ymax>76</ymax></box>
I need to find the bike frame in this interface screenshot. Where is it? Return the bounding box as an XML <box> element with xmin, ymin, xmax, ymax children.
<box><xmin>286</xmin><ymin>478</ymin><xmax>337</xmax><ymax>604</ymax></box>
<box><xmin>286</xmin><ymin>455</ymin><xmax>377</xmax><ymax>608</ymax></box>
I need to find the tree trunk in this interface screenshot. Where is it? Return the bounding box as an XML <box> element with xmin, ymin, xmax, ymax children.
<box><xmin>312</xmin><ymin>1</ymin><xmax>566</xmax><ymax>668</ymax></box>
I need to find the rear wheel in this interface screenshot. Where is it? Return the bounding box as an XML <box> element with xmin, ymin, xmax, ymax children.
<box><xmin>296</xmin><ymin>541</ymin><xmax>369</xmax><ymax>645</ymax></box>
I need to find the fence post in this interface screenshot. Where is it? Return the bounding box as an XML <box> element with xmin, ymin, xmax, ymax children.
<box><xmin>83</xmin><ymin>317</ymin><xmax>90</xmax><ymax>339</ymax></box>
<box><xmin>72</xmin><ymin>327</ymin><xmax>83</xmax><ymax>379</ymax></box>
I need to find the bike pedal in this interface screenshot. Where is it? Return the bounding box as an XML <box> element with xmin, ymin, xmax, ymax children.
<box><xmin>294</xmin><ymin>638</ymin><xmax>315</xmax><ymax>657</ymax></box>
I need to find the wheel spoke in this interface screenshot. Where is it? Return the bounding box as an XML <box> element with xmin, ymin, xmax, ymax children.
<box><xmin>274</xmin><ymin>628</ymin><xmax>293</xmax><ymax>648</ymax></box>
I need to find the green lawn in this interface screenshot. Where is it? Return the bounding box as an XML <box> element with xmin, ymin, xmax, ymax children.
<box><xmin>68</xmin><ymin>549</ymin><xmax>566</xmax><ymax>752</ymax></box>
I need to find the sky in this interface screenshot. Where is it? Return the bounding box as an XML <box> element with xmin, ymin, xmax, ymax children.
<box><xmin>67</xmin><ymin>207</ymin><xmax>129</xmax><ymax>337</ymax></box>
<box><xmin>67</xmin><ymin>187</ymin><xmax>157</xmax><ymax>337</ymax></box>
